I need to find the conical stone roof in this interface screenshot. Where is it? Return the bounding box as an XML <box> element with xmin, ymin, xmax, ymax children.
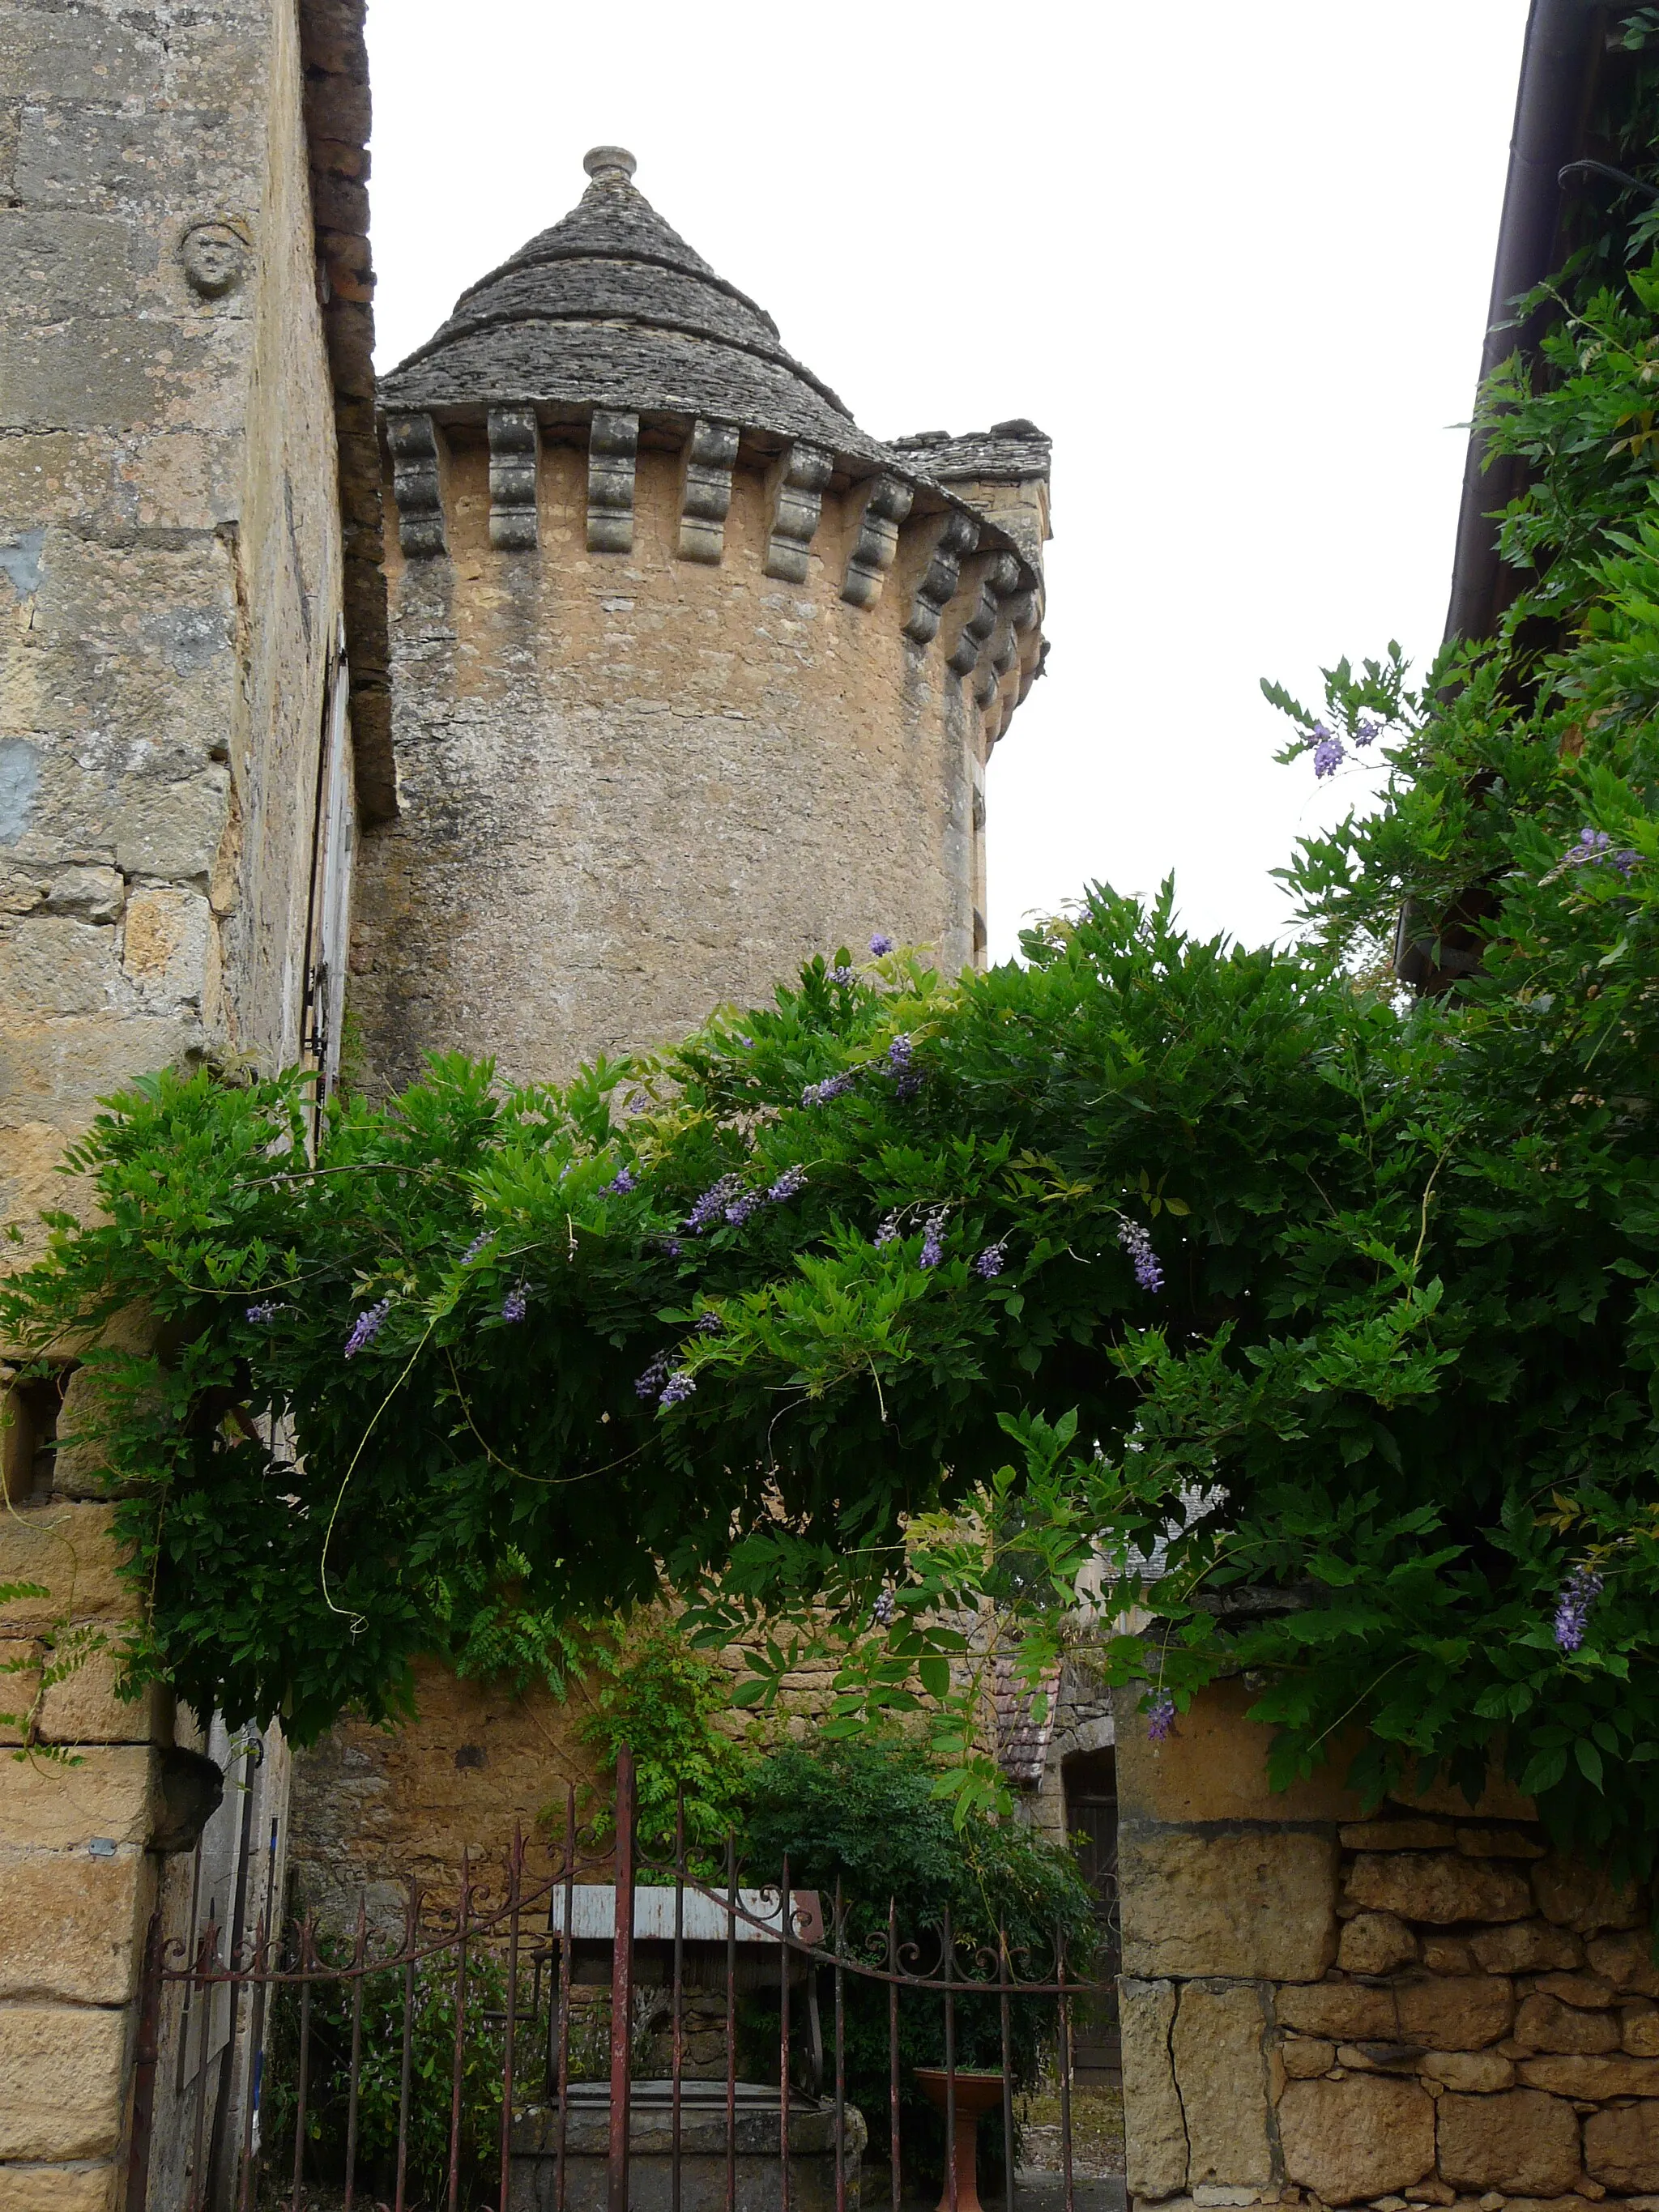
<box><xmin>380</xmin><ymin>148</ymin><xmax>893</xmax><ymax>464</ymax></box>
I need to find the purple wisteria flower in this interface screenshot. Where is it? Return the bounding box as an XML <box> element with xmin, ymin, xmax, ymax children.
<box><xmin>1311</xmin><ymin>723</ymin><xmax>1345</xmax><ymax>779</ymax></box>
<box><xmin>724</xmin><ymin>1190</ymin><xmax>761</xmax><ymax>1227</ymax></box>
<box><xmin>802</xmin><ymin>1070</ymin><xmax>858</xmax><ymax>1107</ymax></box>
<box><xmin>919</xmin><ymin>1210</ymin><xmax>947</xmax><ymax>1270</ymax></box>
<box><xmin>1118</xmin><ymin>1217</ymin><xmax>1164</xmax><ymax>1294</ymax></box>
<box><xmin>659</xmin><ymin>1370</ymin><xmax>696</xmax><ymax>1409</ymax></box>
<box><xmin>501</xmin><ymin>1286</ymin><xmax>527</xmax><ymax>1323</ymax></box>
<box><xmin>604</xmin><ymin>1166</ymin><xmax>636</xmax><ymax>1195</ymax></box>
<box><xmin>461</xmin><ymin>1231</ymin><xmax>491</xmax><ymax>1264</ymax></box>
<box><xmin>975</xmin><ymin>1241</ymin><xmax>1008</xmax><ymax>1280</ymax></box>
<box><xmin>1146</xmin><ymin>1693</ymin><xmax>1177</xmax><ymax>1742</ymax></box>
<box><xmin>661</xmin><ymin>1237</ymin><xmax>684</xmax><ymax>1259</ymax></box>
<box><xmin>735</xmin><ymin>1035</ymin><xmax>755</xmax><ymax>1050</ymax></box>
<box><xmin>874</xmin><ymin>1212</ymin><xmax>901</xmax><ymax>1247</ymax></box>
<box><xmin>693</xmin><ymin>1311</ymin><xmax>725</xmax><ymax>1336</ymax></box>
<box><xmin>830</xmin><ymin>965</ymin><xmax>857</xmax><ymax>987</ymax></box>
<box><xmin>871</xmin><ymin>1588</ymin><xmax>896</xmax><ymax>1629</ymax></box>
<box><xmin>343</xmin><ymin>1298</ymin><xmax>390</xmax><ymax>1358</ymax></box>
<box><xmin>869</xmin><ymin>934</ymin><xmax>894</xmax><ymax>956</ymax></box>
<box><xmin>1554</xmin><ymin>1565</ymin><xmax>1604</xmax><ymax>1653</ymax></box>
<box><xmin>686</xmin><ymin>1174</ymin><xmax>744</xmax><ymax>1234</ymax></box>
<box><xmin>636</xmin><ymin>1353</ymin><xmax>672</xmax><ymax>1402</ymax></box>
<box><xmin>1564</xmin><ymin>827</ymin><xmax>1640</xmax><ymax>876</ymax></box>
<box><xmin>1354</xmin><ymin>717</ymin><xmax>1381</xmax><ymax>747</ymax></box>
<box><xmin>246</xmin><ymin>1301</ymin><xmax>282</xmax><ymax>1323</ymax></box>
<box><xmin>887</xmin><ymin>1034</ymin><xmax>923</xmax><ymax>1099</ymax></box>
<box><xmin>767</xmin><ymin>1164</ymin><xmax>808</xmax><ymax>1203</ymax></box>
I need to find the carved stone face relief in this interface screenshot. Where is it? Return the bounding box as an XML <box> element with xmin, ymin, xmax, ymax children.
<box><xmin>181</xmin><ymin>222</ymin><xmax>246</xmax><ymax>299</ymax></box>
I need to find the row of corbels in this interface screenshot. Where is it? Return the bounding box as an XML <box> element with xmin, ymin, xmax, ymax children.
<box><xmin>384</xmin><ymin>409</ymin><xmax>1042</xmax><ymax>707</ymax></box>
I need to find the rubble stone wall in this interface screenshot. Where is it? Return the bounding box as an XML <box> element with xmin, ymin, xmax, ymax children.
<box><xmin>1029</xmin><ymin>1658</ymin><xmax>1116</xmax><ymax>1842</ymax></box>
<box><xmin>1118</xmin><ymin>1680</ymin><xmax>1659</xmax><ymax>2212</ymax></box>
<box><xmin>287</xmin><ymin>1639</ymin><xmax>859</xmax><ymax>1922</ymax></box>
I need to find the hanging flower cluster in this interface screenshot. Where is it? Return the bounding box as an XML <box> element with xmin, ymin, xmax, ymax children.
<box><xmin>1117</xmin><ymin>1217</ymin><xmax>1164</xmax><ymax>1293</ymax></box>
<box><xmin>1554</xmin><ymin>1565</ymin><xmax>1604</xmax><ymax>1653</ymax></box>
<box><xmin>1146</xmin><ymin>1692</ymin><xmax>1177</xmax><ymax>1742</ymax></box>
<box><xmin>343</xmin><ymin>1299</ymin><xmax>390</xmax><ymax>1358</ymax></box>
<box><xmin>1563</xmin><ymin>828</ymin><xmax>1639</xmax><ymax>876</ymax></box>
<box><xmin>801</xmin><ymin>1070</ymin><xmax>859</xmax><ymax>1107</ymax></box>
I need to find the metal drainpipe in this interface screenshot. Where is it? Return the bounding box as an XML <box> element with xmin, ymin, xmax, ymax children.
<box><xmin>1443</xmin><ymin>0</ymin><xmax>1610</xmax><ymax>647</ymax></box>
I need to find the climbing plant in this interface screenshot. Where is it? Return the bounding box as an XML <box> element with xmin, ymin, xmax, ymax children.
<box><xmin>11</xmin><ymin>232</ymin><xmax>1659</xmax><ymax>1876</ymax></box>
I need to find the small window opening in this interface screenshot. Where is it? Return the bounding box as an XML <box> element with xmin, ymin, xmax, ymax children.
<box><xmin>1</xmin><ymin>1367</ymin><xmax>71</xmax><ymax>1505</ymax></box>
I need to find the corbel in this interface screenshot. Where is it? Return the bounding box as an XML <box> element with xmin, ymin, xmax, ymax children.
<box><xmin>841</xmin><ymin>474</ymin><xmax>914</xmax><ymax>610</ymax></box>
<box><xmin>586</xmin><ymin>409</ymin><xmax>640</xmax><ymax>552</ymax></box>
<box><xmin>488</xmin><ymin>407</ymin><xmax>540</xmax><ymax>551</ymax></box>
<box><xmin>386</xmin><ymin>413</ymin><xmax>447</xmax><ymax>558</ymax></box>
<box><xmin>764</xmin><ymin>441</ymin><xmax>833</xmax><ymax>582</ymax></box>
<box><xmin>904</xmin><ymin>512</ymin><xmax>980</xmax><ymax>645</ymax></box>
<box><xmin>678</xmin><ymin>420</ymin><xmax>740</xmax><ymax>564</ymax></box>
<box><xmin>946</xmin><ymin>554</ymin><xmax>1019</xmax><ymax>678</ymax></box>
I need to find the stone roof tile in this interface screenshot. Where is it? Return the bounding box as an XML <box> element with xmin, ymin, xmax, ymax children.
<box><xmin>888</xmin><ymin>423</ymin><xmax>1052</xmax><ymax>485</ymax></box>
<box><xmin>382</xmin><ymin>147</ymin><xmax>859</xmax><ymax>443</ymax></box>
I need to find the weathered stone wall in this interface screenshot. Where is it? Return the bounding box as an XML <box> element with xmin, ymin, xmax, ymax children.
<box><xmin>349</xmin><ymin>427</ymin><xmax>1029</xmax><ymax>1092</ymax></box>
<box><xmin>1117</xmin><ymin>1678</ymin><xmax>1659</xmax><ymax>2212</ymax></box>
<box><xmin>1029</xmin><ymin>1658</ymin><xmax>1116</xmax><ymax>1843</ymax></box>
<box><xmin>287</xmin><ymin>1633</ymin><xmax>864</xmax><ymax>1926</ymax></box>
<box><xmin>1</xmin><ymin>1</ymin><xmax>353</xmax><ymax>2201</ymax></box>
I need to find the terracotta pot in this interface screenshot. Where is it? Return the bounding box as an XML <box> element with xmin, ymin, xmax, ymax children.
<box><xmin>911</xmin><ymin>2069</ymin><xmax>1005</xmax><ymax>2212</ymax></box>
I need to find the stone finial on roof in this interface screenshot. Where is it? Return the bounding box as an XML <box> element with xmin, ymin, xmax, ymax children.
<box><xmin>582</xmin><ymin>145</ymin><xmax>637</xmax><ymax>183</ymax></box>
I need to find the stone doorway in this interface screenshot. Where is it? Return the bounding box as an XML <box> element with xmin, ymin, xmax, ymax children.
<box><xmin>1063</xmin><ymin>1748</ymin><xmax>1121</xmax><ymax>2087</ymax></box>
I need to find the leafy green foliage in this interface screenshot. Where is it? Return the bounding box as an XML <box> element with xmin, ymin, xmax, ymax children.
<box><xmin>575</xmin><ymin>1622</ymin><xmax>753</xmax><ymax>1857</ymax></box>
<box><xmin>17</xmin><ymin>228</ymin><xmax>1659</xmax><ymax>1886</ymax></box>
<box><xmin>740</xmin><ymin>1734</ymin><xmax>1096</xmax><ymax>2163</ymax></box>
<box><xmin>263</xmin><ymin>1953</ymin><xmax>506</xmax><ymax>2207</ymax></box>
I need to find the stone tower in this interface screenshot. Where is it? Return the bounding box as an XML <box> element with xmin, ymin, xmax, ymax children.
<box><xmin>351</xmin><ymin>146</ymin><xmax>1050</xmax><ymax>1092</ymax></box>
<box><xmin>285</xmin><ymin>150</ymin><xmax>1052</xmax><ymax>1899</ymax></box>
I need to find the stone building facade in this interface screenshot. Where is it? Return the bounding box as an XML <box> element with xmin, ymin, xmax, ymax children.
<box><xmin>6</xmin><ymin>14</ymin><xmax>1650</xmax><ymax>2212</ymax></box>
<box><xmin>0</xmin><ymin>0</ymin><xmax>382</xmax><ymax>2202</ymax></box>
<box><xmin>0</xmin><ymin>88</ymin><xmax>1055</xmax><ymax>2204</ymax></box>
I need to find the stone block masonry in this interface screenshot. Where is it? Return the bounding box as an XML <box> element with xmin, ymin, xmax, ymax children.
<box><xmin>1116</xmin><ymin>1678</ymin><xmax>1659</xmax><ymax>2212</ymax></box>
<box><xmin>2</xmin><ymin>2</ymin><xmax>368</xmax><ymax>2204</ymax></box>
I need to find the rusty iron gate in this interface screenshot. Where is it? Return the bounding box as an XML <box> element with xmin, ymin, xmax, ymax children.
<box><xmin>126</xmin><ymin>1746</ymin><xmax>1106</xmax><ymax>2212</ymax></box>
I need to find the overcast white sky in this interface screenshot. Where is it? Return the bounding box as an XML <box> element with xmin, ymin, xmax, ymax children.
<box><xmin>365</xmin><ymin>1</ymin><xmax>1530</xmax><ymax>961</ymax></box>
